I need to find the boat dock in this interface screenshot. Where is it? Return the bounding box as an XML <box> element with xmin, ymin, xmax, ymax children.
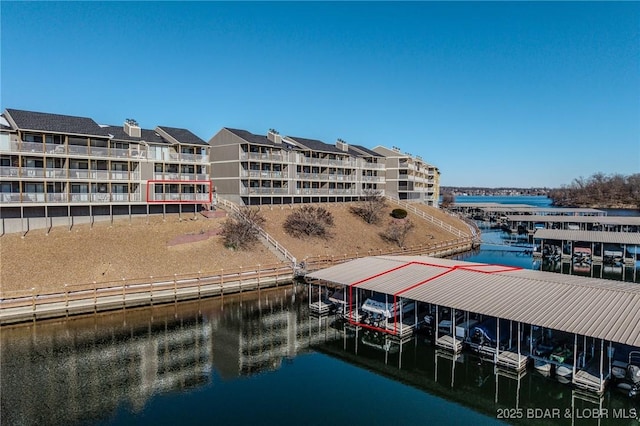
<box><xmin>305</xmin><ymin>255</ymin><xmax>640</xmax><ymax>394</ymax></box>
<box><xmin>449</xmin><ymin>203</ymin><xmax>606</xmax><ymax>221</ymax></box>
<box><xmin>533</xmin><ymin>229</ymin><xmax>640</xmax><ymax>264</ymax></box>
<box><xmin>501</xmin><ymin>214</ymin><xmax>640</xmax><ymax>235</ymax></box>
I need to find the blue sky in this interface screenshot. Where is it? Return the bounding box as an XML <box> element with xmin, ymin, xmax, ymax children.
<box><xmin>1</xmin><ymin>1</ymin><xmax>638</xmax><ymax>188</ymax></box>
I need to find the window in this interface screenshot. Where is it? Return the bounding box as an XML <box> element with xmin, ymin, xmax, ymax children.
<box><xmin>22</xmin><ymin>133</ymin><xmax>43</xmax><ymax>143</ymax></box>
<box><xmin>45</xmin><ymin>134</ymin><xmax>64</xmax><ymax>144</ymax></box>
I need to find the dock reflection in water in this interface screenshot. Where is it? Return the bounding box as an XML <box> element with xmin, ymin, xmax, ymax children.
<box><xmin>2</xmin><ymin>286</ymin><xmax>638</xmax><ymax>426</ymax></box>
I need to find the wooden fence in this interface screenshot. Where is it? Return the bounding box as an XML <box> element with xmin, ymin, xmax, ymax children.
<box><xmin>0</xmin><ymin>262</ymin><xmax>294</xmax><ymax>324</ymax></box>
<box><xmin>301</xmin><ymin>237</ymin><xmax>474</xmax><ymax>272</ymax></box>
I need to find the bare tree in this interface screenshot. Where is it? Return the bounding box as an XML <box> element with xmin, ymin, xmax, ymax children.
<box><xmin>380</xmin><ymin>218</ymin><xmax>414</xmax><ymax>248</ymax></box>
<box><xmin>221</xmin><ymin>207</ymin><xmax>265</xmax><ymax>250</ymax></box>
<box><xmin>441</xmin><ymin>192</ymin><xmax>455</xmax><ymax>209</ymax></box>
<box><xmin>283</xmin><ymin>206</ymin><xmax>334</xmax><ymax>238</ymax></box>
<box><xmin>350</xmin><ymin>189</ymin><xmax>386</xmax><ymax>224</ymax></box>
<box><xmin>549</xmin><ymin>172</ymin><xmax>640</xmax><ymax>208</ymax></box>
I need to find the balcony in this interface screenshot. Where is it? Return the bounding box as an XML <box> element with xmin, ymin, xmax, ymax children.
<box><xmin>241</xmin><ymin>152</ymin><xmax>287</xmax><ymax>162</ymax></box>
<box><xmin>0</xmin><ymin>192</ymin><xmax>143</xmax><ymax>204</ymax></box>
<box><xmin>295</xmin><ymin>188</ymin><xmax>356</xmax><ymax>196</ymax></box>
<box><xmin>361</xmin><ymin>176</ymin><xmax>385</xmax><ymax>183</ymax></box>
<box><xmin>148</xmin><ymin>193</ymin><xmax>210</xmax><ymax>202</ymax></box>
<box><xmin>361</xmin><ymin>161</ymin><xmax>385</xmax><ymax>170</ymax></box>
<box><xmin>241</xmin><ymin>170</ymin><xmax>285</xmax><ymax>179</ymax></box>
<box><xmin>299</xmin><ymin>156</ymin><xmax>356</xmax><ymax>167</ymax></box>
<box><xmin>178</xmin><ymin>153</ymin><xmax>209</xmax><ymax>163</ymax></box>
<box><xmin>240</xmin><ymin>187</ymin><xmax>289</xmax><ymax>195</ymax></box>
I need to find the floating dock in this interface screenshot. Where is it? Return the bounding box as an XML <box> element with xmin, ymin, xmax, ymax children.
<box><xmin>305</xmin><ymin>254</ymin><xmax>640</xmax><ymax>394</ymax></box>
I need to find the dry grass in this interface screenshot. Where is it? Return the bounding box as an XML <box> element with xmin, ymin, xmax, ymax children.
<box><xmin>258</xmin><ymin>201</ymin><xmax>468</xmax><ymax>262</ymax></box>
<box><xmin>0</xmin><ymin>214</ymin><xmax>278</xmax><ymax>296</ymax></box>
<box><xmin>0</xmin><ymin>202</ymin><xmax>470</xmax><ymax>297</ymax></box>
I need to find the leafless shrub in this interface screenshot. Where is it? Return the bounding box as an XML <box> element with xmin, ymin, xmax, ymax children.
<box><xmin>221</xmin><ymin>207</ymin><xmax>265</xmax><ymax>250</ymax></box>
<box><xmin>350</xmin><ymin>190</ymin><xmax>386</xmax><ymax>224</ymax></box>
<box><xmin>380</xmin><ymin>218</ymin><xmax>414</xmax><ymax>248</ymax></box>
<box><xmin>283</xmin><ymin>206</ymin><xmax>334</xmax><ymax>238</ymax></box>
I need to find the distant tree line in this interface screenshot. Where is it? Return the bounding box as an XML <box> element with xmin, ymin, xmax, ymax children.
<box><xmin>548</xmin><ymin>173</ymin><xmax>640</xmax><ymax>209</ymax></box>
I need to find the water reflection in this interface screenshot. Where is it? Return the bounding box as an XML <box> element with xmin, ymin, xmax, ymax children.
<box><xmin>2</xmin><ymin>286</ymin><xmax>638</xmax><ymax>426</ymax></box>
<box><xmin>1</xmin><ymin>287</ymin><xmax>337</xmax><ymax>426</ymax></box>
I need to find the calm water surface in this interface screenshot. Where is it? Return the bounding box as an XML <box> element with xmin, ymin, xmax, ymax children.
<box><xmin>2</xmin><ymin>196</ymin><xmax>639</xmax><ymax>426</ymax></box>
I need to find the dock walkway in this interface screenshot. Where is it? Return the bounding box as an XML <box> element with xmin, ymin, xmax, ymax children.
<box><xmin>0</xmin><ymin>264</ymin><xmax>294</xmax><ymax>325</ymax></box>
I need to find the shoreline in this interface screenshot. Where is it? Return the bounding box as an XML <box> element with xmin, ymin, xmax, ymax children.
<box><xmin>0</xmin><ymin>238</ymin><xmax>474</xmax><ymax>325</ymax></box>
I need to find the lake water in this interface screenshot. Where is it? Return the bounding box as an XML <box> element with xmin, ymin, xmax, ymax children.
<box><xmin>2</xmin><ymin>197</ymin><xmax>639</xmax><ymax>426</ymax></box>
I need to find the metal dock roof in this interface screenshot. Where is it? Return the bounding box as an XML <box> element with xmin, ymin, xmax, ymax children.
<box><xmin>306</xmin><ymin>255</ymin><xmax>640</xmax><ymax>347</ymax></box>
<box><xmin>480</xmin><ymin>207</ymin><xmax>605</xmax><ymax>214</ymax></box>
<box><xmin>533</xmin><ymin>230</ymin><xmax>640</xmax><ymax>244</ymax></box>
<box><xmin>506</xmin><ymin>215</ymin><xmax>640</xmax><ymax>225</ymax></box>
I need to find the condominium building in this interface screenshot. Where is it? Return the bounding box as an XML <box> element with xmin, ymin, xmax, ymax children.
<box><xmin>208</xmin><ymin>128</ymin><xmax>386</xmax><ymax>205</ymax></box>
<box><xmin>372</xmin><ymin>145</ymin><xmax>441</xmax><ymax>206</ymax></box>
<box><xmin>0</xmin><ymin>108</ymin><xmax>211</xmax><ymax>225</ymax></box>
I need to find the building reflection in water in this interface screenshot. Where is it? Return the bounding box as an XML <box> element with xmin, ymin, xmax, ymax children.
<box><xmin>3</xmin><ymin>284</ymin><xmax>637</xmax><ymax>426</ymax></box>
<box><xmin>1</xmin><ymin>286</ymin><xmax>338</xmax><ymax>425</ymax></box>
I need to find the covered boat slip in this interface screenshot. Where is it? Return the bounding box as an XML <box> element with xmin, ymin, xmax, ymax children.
<box><xmin>449</xmin><ymin>203</ymin><xmax>606</xmax><ymax>220</ymax></box>
<box><xmin>533</xmin><ymin>229</ymin><xmax>640</xmax><ymax>266</ymax></box>
<box><xmin>305</xmin><ymin>255</ymin><xmax>640</xmax><ymax>393</ymax></box>
<box><xmin>503</xmin><ymin>215</ymin><xmax>640</xmax><ymax>234</ymax></box>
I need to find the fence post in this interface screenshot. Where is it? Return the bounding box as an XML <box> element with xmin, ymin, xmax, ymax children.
<box><xmin>122</xmin><ymin>278</ymin><xmax>126</xmax><ymax>304</ymax></box>
<box><xmin>64</xmin><ymin>284</ymin><xmax>69</xmax><ymax>308</ymax></box>
<box><xmin>257</xmin><ymin>265</ymin><xmax>261</xmax><ymax>290</ymax></box>
<box><xmin>174</xmin><ymin>274</ymin><xmax>177</xmax><ymax>298</ymax></box>
<box><xmin>32</xmin><ymin>287</ymin><xmax>36</xmax><ymax>313</ymax></box>
<box><xmin>197</xmin><ymin>271</ymin><xmax>201</xmax><ymax>297</ymax></box>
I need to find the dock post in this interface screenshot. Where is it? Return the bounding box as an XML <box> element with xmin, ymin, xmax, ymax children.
<box><xmin>573</xmin><ymin>334</ymin><xmax>578</xmax><ymax>377</ymax></box>
<box><xmin>496</xmin><ymin>320</ymin><xmax>500</xmax><ymax>363</ymax></box>
<box><xmin>517</xmin><ymin>322</ymin><xmax>521</xmax><ymax>360</ymax></box>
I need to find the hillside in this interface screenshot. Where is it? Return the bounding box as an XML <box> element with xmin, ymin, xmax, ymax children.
<box><xmin>0</xmin><ymin>202</ymin><xmax>470</xmax><ymax>296</ymax></box>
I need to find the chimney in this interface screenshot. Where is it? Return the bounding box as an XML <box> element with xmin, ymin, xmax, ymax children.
<box><xmin>267</xmin><ymin>128</ymin><xmax>282</xmax><ymax>144</ymax></box>
<box><xmin>336</xmin><ymin>138</ymin><xmax>349</xmax><ymax>152</ymax></box>
<box><xmin>124</xmin><ymin>118</ymin><xmax>141</xmax><ymax>138</ymax></box>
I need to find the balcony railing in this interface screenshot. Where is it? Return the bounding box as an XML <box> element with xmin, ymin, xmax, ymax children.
<box><xmin>240</xmin><ymin>187</ymin><xmax>289</xmax><ymax>195</ymax></box>
<box><xmin>361</xmin><ymin>162</ymin><xmax>385</xmax><ymax>169</ymax></box>
<box><xmin>0</xmin><ymin>191</ymin><xmax>143</xmax><ymax>204</ymax></box>
<box><xmin>66</xmin><ymin>170</ymin><xmax>140</xmax><ymax>180</ymax></box>
<box><xmin>361</xmin><ymin>176</ymin><xmax>385</xmax><ymax>183</ymax></box>
<box><xmin>5</xmin><ymin>141</ymin><xmax>149</xmax><ymax>160</ymax></box>
<box><xmin>295</xmin><ymin>188</ymin><xmax>356</xmax><ymax>195</ymax></box>
<box><xmin>178</xmin><ymin>153</ymin><xmax>208</xmax><ymax>163</ymax></box>
<box><xmin>241</xmin><ymin>152</ymin><xmax>288</xmax><ymax>162</ymax></box>
<box><xmin>241</xmin><ymin>170</ymin><xmax>285</xmax><ymax>179</ymax></box>
<box><xmin>296</xmin><ymin>172</ymin><xmax>356</xmax><ymax>181</ymax></box>
<box><xmin>147</xmin><ymin>193</ymin><xmax>210</xmax><ymax>202</ymax></box>
<box><xmin>152</xmin><ymin>173</ymin><xmax>209</xmax><ymax>181</ymax></box>
<box><xmin>299</xmin><ymin>156</ymin><xmax>357</xmax><ymax>167</ymax></box>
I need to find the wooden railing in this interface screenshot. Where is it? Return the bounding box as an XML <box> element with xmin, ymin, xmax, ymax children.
<box><xmin>0</xmin><ymin>262</ymin><xmax>293</xmax><ymax>312</ymax></box>
<box><xmin>385</xmin><ymin>195</ymin><xmax>469</xmax><ymax>239</ymax></box>
<box><xmin>217</xmin><ymin>198</ymin><xmax>297</xmax><ymax>267</ymax></box>
<box><xmin>301</xmin><ymin>237</ymin><xmax>474</xmax><ymax>273</ymax></box>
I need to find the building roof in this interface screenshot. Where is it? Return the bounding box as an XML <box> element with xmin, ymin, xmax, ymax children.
<box><xmin>506</xmin><ymin>215</ymin><xmax>640</xmax><ymax>226</ymax></box>
<box><xmin>157</xmin><ymin>126</ymin><xmax>207</xmax><ymax>146</ymax></box>
<box><xmin>307</xmin><ymin>255</ymin><xmax>640</xmax><ymax>347</ymax></box>
<box><xmin>533</xmin><ymin>229</ymin><xmax>640</xmax><ymax>245</ymax></box>
<box><xmin>349</xmin><ymin>144</ymin><xmax>384</xmax><ymax>158</ymax></box>
<box><xmin>224</xmin><ymin>128</ymin><xmax>281</xmax><ymax>148</ymax></box>
<box><xmin>103</xmin><ymin>125</ymin><xmax>167</xmax><ymax>144</ymax></box>
<box><xmin>287</xmin><ymin>136</ymin><xmax>346</xmax><ymax>154</ymax></box>
<box><xmin>5</xmin><ymin>108</ymin><xmax>111</xmax><ymax>138</ymax></box>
